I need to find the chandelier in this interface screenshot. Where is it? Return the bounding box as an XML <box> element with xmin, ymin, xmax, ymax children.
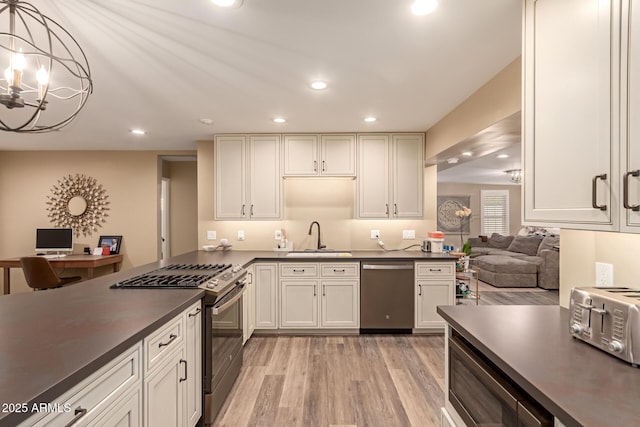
<box><xmin>0</xmin><ymin>0</ymin><xmax>92</xmax><ymax>132</ymax></box>
<box><xmin>505</xmin><ymin>169</ymin><xmax>522</xmax><ymax>184</ymax></box>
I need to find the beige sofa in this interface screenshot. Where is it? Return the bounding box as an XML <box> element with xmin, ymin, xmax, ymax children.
<box><xmin>467</xmin><ymin>233</ymin><xmax>559</xmax><ymax>289</ymax></box>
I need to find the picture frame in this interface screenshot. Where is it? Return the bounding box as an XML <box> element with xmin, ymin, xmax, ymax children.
<box><xmin>97</xmin><ymin>235</ymin><xmax>123</xmax><ymax>255</ymax></box>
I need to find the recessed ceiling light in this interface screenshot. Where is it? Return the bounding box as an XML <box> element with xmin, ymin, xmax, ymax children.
<box><xmin>199</xmin><ymin>118</ymin><xmax>213</xmax><ymax>126</ymax></box>
<box><xmin>310</xmin><ymin>81</ymin><xmax>327</xmax><ymax>90</ymax></box>
<box><xmin>411</xmin><ymin>0</ymin><xmax>438</xmax><ymax>16</ymax></box>
<box><xmin>462</xmin><ymin>151</ymin><xmax>472</xmax><ymax>156</ymax></box>
<box><xmin>364</xmin><ymin>116</ymin><xmax>377</xmax><ymax>122</ymax></box>
<box><xmin>447</xmin><ymin>157</ymin><xmax>459</xmax><ymax>164</ymax></box>
<box><xmin>273</xmin><ymin>117</ymin><xmax>286</xmax><ymax>123</ymax></box>
<box><xmin>497</xmin><ymin>154</ymin><xmax>509</xmax><ymax>159</ymax></box>
<box><xmin>210</xmin><ymin>0</ymin><xmax>242</xmax><ymax>7</ymax></box>
<box><xmin>130</xmin><ymin>129</ymin><xmax>146</xmax><ymax>135</ymax></box>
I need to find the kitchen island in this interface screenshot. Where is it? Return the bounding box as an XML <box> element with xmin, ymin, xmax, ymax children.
<box><xmin>437</xmin><ymin>305</ymin><xmax>640</xmax><ymax>427</ymax></box>
<box><xmin>0</xmin><ymin>249</ymin><xmax>453</xmax><ymax>426</ymax></box>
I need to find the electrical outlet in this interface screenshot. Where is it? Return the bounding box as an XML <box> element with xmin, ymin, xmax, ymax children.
<box><xmin>237</xmin><ymin>230</ymin><xmax>245</xmax><ymax>241</ymax></box>
<box><xmin>275</xmin><ymin>230</ymin><xmax>282</xmax><ymax>240</ymax></box>
<box><xmin>370</xmin><ymin>230</ymin><xmax>380</xmax><ymax>239</ymax></box>
<box><xmin>402</xmin><ymin>230</ymin><xmax>415</xmax><ymax>240</ymax></box>
<box><xmin>206</xmin><ymin>230</ymin><xmax>216</xmax><ymax>240</ymax></box>
<box><xmin>595</xmin><ymin>262</ymin><xmax>614</xmax><ymax>287</ymax></box>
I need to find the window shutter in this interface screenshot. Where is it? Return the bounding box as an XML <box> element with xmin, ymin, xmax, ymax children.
<box><xmin>481</xmin><ymin>190</ymin><xmax>509</xmax><ymax>235</ymax></box>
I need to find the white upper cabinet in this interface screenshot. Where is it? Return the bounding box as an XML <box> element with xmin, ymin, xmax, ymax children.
<box><xmin>523</xmin><ymin>0</ymin><xmax>619</xmax><ymax>230</ymax></box>
<box><xmin>215</xmin><ymin>135</ymin><xmax>281</xmax><ymax>220</ymax></box>
<box><xmin>621</xmin><ymin>0</ymin><xmax>640</xmax><ymax>231</ymax></box>
<box><xmin>283</xmin><ymin>134</ymin><xmax>356</xmax><ymax>176</ymax></box>
<box><xmin>357</xmin><ymin>133</ymin><xmax>424</xmax><ymax>219</ymax></box>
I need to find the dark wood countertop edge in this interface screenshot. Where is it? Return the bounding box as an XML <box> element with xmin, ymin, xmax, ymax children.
<box><xmin>436</xmin><ymin>306</ymin><xmax>581</xmax><ymax>427</ymax></box>
<box><xmin>0</xmin><ymin>292</ymin><xmax>203</xmax><ymax>427</ymax></box>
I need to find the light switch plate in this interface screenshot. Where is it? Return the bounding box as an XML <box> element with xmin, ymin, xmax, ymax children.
<box><xmin>206</xmin><ymin>230</ymin><xmax>216</xmax><ymax>240</ymax></box>
<box><xmin>237</xmin><ymin>230</ymin><xmax>245</xmax><ymax>241</ymax></box>
<box><xmin>402</xmin><ymin>230</ymin><xmax>415</xmax><ymax>240</ymax></box>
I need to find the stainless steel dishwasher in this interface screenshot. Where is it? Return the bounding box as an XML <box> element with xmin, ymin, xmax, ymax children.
<box><xmin>360</xmin><ymin>261</ymin><xmax>415</xmax><ymax>332</ymax></box>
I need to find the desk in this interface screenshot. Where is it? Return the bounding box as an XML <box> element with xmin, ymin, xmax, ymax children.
<box><xmin>0</xmin><ymin>254</ymin><xmax>123</xmax><ymax>295</ymax></box>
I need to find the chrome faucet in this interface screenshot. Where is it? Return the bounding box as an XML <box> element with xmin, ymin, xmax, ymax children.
<box><xmin>308</xmin><ymin>221</ymin><xmax>326</xmax><ymax>250</ymax></box>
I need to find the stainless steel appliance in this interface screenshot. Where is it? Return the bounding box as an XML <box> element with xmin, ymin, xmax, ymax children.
<box><xmin>113</xmin><ymin>263</ymin><xmax>248</xmax><ymax>425</ymax></box>
<box><xmin>360</xmin><ymin>261</ymin><xmax>414</xmax><ymax>332</ymax></box>
<box><xmin>448</xmin><ymin>331</ymin><xmax>553</xmax><ymax>426</ymax></box>
<box><xmin>569</xmin><ymin>286</ymin><xmax>640</xmax><ymax>366</ymax></box>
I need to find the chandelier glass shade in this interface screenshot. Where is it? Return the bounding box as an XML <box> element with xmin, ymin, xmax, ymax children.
<box><xmin>505</xmin><ymin>169</ymin><xmax>522</xmax><ymax>184</ymax></box>
<box><xmin>0</xmin><ymin>0</ymin><xmax>92</xmax><ymax>132</ymax></box>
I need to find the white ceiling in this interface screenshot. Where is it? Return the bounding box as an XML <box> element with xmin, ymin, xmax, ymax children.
<box><xmin>0</xmin><ymin>0</ymin><xmax>522</xmax><ymax>151</ymax></box>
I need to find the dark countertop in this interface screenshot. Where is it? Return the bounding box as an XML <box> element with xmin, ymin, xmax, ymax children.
<box><xmin>437</xmin><ymin>305</ymin><xmax>640</xmax><ymax>427</ymax></box>
<box><xmin>1</xmin><ymin>249</ymin><xmax>452</xmax><ymax>426</ymax></box>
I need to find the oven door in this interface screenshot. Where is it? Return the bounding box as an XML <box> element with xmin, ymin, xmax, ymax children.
<box><xmin>448</xmin><ymin>335</ymin><xmax>552</xmax><ymax>427</ymax></box>
<box><xmin>204</xmin><ymin>282</ymin><xmax>245</xmax><ymax>394</ymax></box>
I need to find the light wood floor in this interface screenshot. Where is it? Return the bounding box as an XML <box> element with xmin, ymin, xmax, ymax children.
<box><xmin>213</xmin><ymin>334</ymin><xmax>445</xmax><ymax>427</ymax></box>
<box><xmin>213</xmin><ymin>288</ymin><xmax>558</xmax><ymax>427</ymax></box>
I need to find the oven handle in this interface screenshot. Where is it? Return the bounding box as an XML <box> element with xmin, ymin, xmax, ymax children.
<box><xmin>449</xmin><ymin>337</ymin><xmax>519</xmax><ymax>410</ymax></box>
<box><xmin>211</xmin><ymin>283</ymin><xmax>246</xmax><ymax>315</ymax></box>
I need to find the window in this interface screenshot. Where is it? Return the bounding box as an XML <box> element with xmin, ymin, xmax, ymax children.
<box><xmin>481</xmin><ymin>190</ymin><xmax>509</xmax><ymax>235</ymax></box>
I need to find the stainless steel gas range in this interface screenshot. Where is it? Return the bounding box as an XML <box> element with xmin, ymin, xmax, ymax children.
<box><xmin>113</xmin><ymin>263</ymin><xmax>248</xmax><ymax>425</ymax></box>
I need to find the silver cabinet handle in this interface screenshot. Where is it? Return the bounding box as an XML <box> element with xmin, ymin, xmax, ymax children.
<box><xmin>623</xmin><ymin>170</ymin><xmax>640</xmax><ymax>211</ymax></box>
<box><xmin>188</xmin><ymin>308</ymin><xmax>201</xmax><ymax>318</ymax></box>
<box><xmin>64</xmin><ymin>407</ymin><xmax>88</xmax><ymax>427</ymax></box>
<box><xmin>592</xmin><ymin>173</ymin><xmax>607</xmax><ymax>211</ymax></box>
<box><xmin>158</xmin><ymin>333</ymin><xmax>177</xmax><ymax>348</ymax></box>
<box><xmin>179</xmin><ymin>359</ymin><xmax>187</xmax><ymax>382</ymax></box>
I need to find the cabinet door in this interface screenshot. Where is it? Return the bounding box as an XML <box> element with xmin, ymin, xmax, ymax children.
<box><xmin>280</xmin><ymin>280</ymin><xmax>319</xmax><ymax>328</ymax></box>
<box><xmin>283</xmin><ymin>134</ymin><xmax>319</xmax><ymax>176</ymax></box>
<box><xmin>392</xmin><ymin>134</ymin><xmax>424</xmax><ymax>218</ymax></box>
<box><xmin>215</xmin><ymin>135</ymin><xmax>247</xmax><ymax>220</ymax></box>
<box><xmin>243</xmin><ymin>265</ymin><xmax>256</xmax><ymax>343</ymax></box>
<box><xmin>320</xmin><ymin>134</ymin><xmax>356</xmax><ymax>176</ymax></box>
<box><xmin>87</xmin><ymin>387</ymin><xmax>142</xmax><ymax>427</ymax></box>
<box><xmin>415</xmin><ymin>280</ymin><xmax>454</xmax><ymax>330</ymax></box>
<box><xmin>255</xmin><ymin>263</ymin><xmax>278</xmax><ymax>329</ymax></box>
<box><xmin>144</xmin><ymin>349</ymin><xmax>184</xmax><ymax>427</ymax></box>
<box><xmin>357</xmin><ymin>134</ymin><xmax>391</xmax><ymax>218</ymax></box>
<box><xmin>249</xmin><ymin>135</ymin><xmax>281</xmax><ymax>219</ymax></box>
<box><xmin>523</xmin><ymin>0</ymin><xmax>617</xmax><ymax>230</ymax></box>
<box><xmin>320</xmin><ymin>280</ymin><xmax>359</xmax><ymax>328</ymax></box>
<box><xmin>184</xmin><ymin>304</ymin><xmax>202</xmax><ymax>427</ymax></box>
<box><xmin>622</xmin><ymin>0</ymin><xmax>640</xmax><ymax>231</ymax></box>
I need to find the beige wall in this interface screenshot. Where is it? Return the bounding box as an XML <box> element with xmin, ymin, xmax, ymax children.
<box><xmin>0</xmin><ymin>150</ymin><xmax>193</xmax><ymax>294</ymax></box>
<box><xmin>437</xmin><ymin>182</ymin><xmax>522</xmax><ymax>248</ymax></box>
<box><xmin>167</xmin><ymin>161</ymin><xmax>198</xmax><ymax>257</ymax></box>
<box><xmin>425</xmin><ymin>56</ymin><xmax>521</xmax><ymax>159</ymax></box>
<box><xmin>559</xmin><ymin>230</ymin><xmax>640</xmax><ymax>307</ymax></box>
<box><xmin>197</xmin><ymin>140</ymin><xmax>438</xmax><ymax>251</ymax></box>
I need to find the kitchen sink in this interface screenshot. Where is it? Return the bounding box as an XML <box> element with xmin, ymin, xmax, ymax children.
<box><xmin>286</xmin><ymin>250</ymin><xmax>352</xmax><ymax>257</ymax></box>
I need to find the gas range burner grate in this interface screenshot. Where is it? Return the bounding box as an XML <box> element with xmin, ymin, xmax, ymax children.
<box><xmin>113</xmin><ymin>273</ymin><xmax>216</xmax><ymax>289</ymax></box>
<box><xmin>159</xmin><ymin>264</ymin><xmax>231</xmax><ymax>272</ymax></box>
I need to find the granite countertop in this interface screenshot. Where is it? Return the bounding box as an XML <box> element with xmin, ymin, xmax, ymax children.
<box><xmin>437</xmin><ymin>305</ymin><xmax>640</xmax><ymax>427</ymax></box>
<box><xmin>0</xmin><ymin>249</ymin><xmax>453</xmax><ymax>426</ymax></box>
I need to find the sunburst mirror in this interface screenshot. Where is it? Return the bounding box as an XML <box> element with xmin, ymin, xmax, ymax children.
<box><xmin>46</xmin><ymin>174</ymin><xmax>110</xmax><ymax>237</ymax></box>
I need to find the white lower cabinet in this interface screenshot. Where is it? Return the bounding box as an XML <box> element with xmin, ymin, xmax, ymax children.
<box><xmin>243</xmin><ymin>264</ymin><xmax>256</xmax><ymax>343</ymax></box>
<box><xmin>279</xmin><ymin>263</ymin><xmax>359</xmax><ymax>330</ymax></box>
<box><xmin>415</xmin><ymin>262</ymin><xmax>455</xmax><ymax>331</ymax></box>
<box><xmin>254</xmin><ymin>263</ymin><xmax>279</xmax><ymax>329</ymax></box>
<box><xmin>144</xmin><ymin>348</ymin><xmax>185</xmax><ymax>427</ymax></box>
<box><xmin>184</xmin><ymin>302</ymin><xmax>202</xmax><ymax>426</ymax></box>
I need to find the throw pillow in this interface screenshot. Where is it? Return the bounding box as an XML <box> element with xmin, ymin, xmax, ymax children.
<box><xmin>488</xmin><ymin>233</ymin><xmax>514</xmax><ymax>249</ymax></box>
<box><xmin>507</xmin><ymin>235</ymin><xmax>544</xmax><ymax>256</ymax></box>
<box><xmin>537</xmin><ymin>235</ymin><xmax>560</xmax><ymax>256</ymax></box>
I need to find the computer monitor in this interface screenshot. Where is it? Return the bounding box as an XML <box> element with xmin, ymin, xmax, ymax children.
<box><xmin>35</xmin><ymin>228</ymin><xmax>73</xmax><ymax>253</ymax></box>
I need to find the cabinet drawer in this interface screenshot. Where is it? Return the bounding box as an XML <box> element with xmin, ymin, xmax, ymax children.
<box><xmin>320</xmin><ymin>263</ymin><xmax>359</xmax><ymax>278</ymax></box>
<box><xmin>144</xmin><ymin>314</ymin><xmax>184</xmax><ymax>374</ymax></box>
<box><xmin>279</xmin><ymin>263</ymin><xmax>319</xmax><ymax>277</ymax></box>
<box><xmin>415</xmin><ymin>263</ymin><xmax>455</xmax><ymax>278</ymax></box>
<box><xmin>29</xmin><ymin>344</ymin><xmax>141</xmax><ymax>427</ymax></box>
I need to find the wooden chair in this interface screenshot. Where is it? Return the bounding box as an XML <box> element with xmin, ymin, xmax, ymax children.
<box><xmin>20</xmin><ymin>257</ymin><xmax>82</xmax><ymax>291</ymax></box>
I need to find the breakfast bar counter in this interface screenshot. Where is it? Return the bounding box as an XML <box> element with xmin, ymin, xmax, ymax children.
<box><xmin>437</xmin><ymin>305</ymin><xmax>640</xmax><ymax>427</ymax></box>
